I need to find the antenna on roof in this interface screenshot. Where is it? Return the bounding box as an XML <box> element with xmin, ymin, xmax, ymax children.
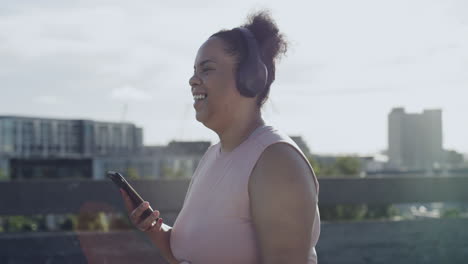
<box><xmin>121</xmin><ymin>103</ymin><xmax>128</xmax><ymax>123</ymax></box>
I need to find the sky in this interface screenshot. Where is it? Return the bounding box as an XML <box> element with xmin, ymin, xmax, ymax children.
<box><xmin>1</xmin><ymin>0</ymin><xmax>467</xmax><ymax>155</ymax></box>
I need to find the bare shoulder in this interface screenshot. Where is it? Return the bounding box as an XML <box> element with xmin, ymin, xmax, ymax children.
<box><xmin>248</xmin><ymin>142</ymin><xmax>317</xmax><ymax>200</ymax></box>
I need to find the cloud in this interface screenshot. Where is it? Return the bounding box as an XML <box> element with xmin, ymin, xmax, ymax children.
<box><xmin>110</xmin><ymin>85</ymin><xmax>152</xmax><ymax>102</ymax></box>
<box><xmin>34</xmin><ymin>95</ymin><xmax>61</xmax><ymax>105</ymax></box>
<box><xmin>1</xmin><ymin>0</ymin><xmax>468</xmax><ymax>154</ymax></box>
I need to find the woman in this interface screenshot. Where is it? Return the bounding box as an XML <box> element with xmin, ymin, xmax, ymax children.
<box><xmin>121</xmin><ymin>11</ymin><xmax>320</xmax><ymax>264</ymax></box>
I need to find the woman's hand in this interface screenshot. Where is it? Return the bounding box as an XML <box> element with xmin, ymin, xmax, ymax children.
<box><xmin>120</xmin><ymin>189</ymin><xmax>181</xmax><ymax>264</ymax></box>
<box><xmin>120</xmin><ymin>189</ymin><xmax>164</xmax><ymax>233</ymax></box>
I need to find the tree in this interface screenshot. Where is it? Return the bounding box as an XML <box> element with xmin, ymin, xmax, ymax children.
<box><xmin>335</xmin><ymin>156</ymin><xmax>361</xmax><ymax>176</ymax></box>
<box><xmin>307</xmin><ymin>156</ymin><xmax>321</xmax><ymax>176</ymax></box>
<box><xmin>309</xmin><ymin>155</ymin><xmax>397</xmax><ymax>221</ymax></box>
<box><xmin>307</xmin><ymin>155</ymin><xmax>362</xmax><ymax>178</ymax></box>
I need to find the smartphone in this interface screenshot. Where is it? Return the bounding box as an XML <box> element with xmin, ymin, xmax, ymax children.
<box><xmin>107</xmin><ymin>171</ymin><xmax>156</xmax><ymax>221</ymax></box>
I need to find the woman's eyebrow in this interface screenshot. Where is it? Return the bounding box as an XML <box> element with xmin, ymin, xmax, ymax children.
<box><xmin>194</xmin><ymin>59</ymin><xmax>216</xmax><ymax>69</ymax></box>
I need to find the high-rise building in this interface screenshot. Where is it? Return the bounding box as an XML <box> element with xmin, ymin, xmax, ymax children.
<box><xmin>0</xmin><ymin>115</ymin><xmax>143</xmax><ymax>158</ymax></box>
<box><xmin>388</xmin><ymin>108</ymin><xmax>443</xmax><ymax>170</ymax></box>
<box><xmin>0</xmin><ymin>115</ymin><xmax>143</xmax><ymax>180</ymax></box>
<box><xmin>0</xmin><ymin>115</ymin><xmax>210</xmax><ymax>180</ymax></box>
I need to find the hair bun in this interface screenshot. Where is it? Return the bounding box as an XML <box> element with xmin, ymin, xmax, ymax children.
<box><xmin>243</xmin><ymin>10</ymin><xmax>288</xmax><ymax>65</ymax></box>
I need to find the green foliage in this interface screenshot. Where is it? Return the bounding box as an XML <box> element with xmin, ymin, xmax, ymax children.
<box><xmin>0</xmin><ymin>168</ymin><xmax>7</xmax><ymax>181</ymax></box>
<box><xmin>126</xmin><ymin>167</ymin><xmax>141</xmax><ymax>180</ymax></box>
<box><xmin>320</xmin><ymin>204</ymin><xmax>399</xmax><ymax>221</ymax></box>
<box><xmin>76</xmin><ymin>212</ymin><xmax>132</xmax><ymax>231</ymax></box>
<box><xmin>162</xmin><ymin>165</ymin><xmax>185</xmax><ymax>179</ymax></box>
<box><xmin>1</xmin><ymin>215</ymin><xmax>46</xmax><ymax>232</ymax></box>
<box><xmin>73</xmin><ymin>212</ymin><xmax>133</xmax><ymax>232</ymax></box>
<box><xmin>365</xmin><ymin>204</ymin><xmax>399</xmax><ymax>219</ymax></box>
<box><xmin>76</xmin><ymin>212</ymin><xmax>134</xmax><ymax>231</ymax></box>
<box><xmin>441</xmin><ymin>208</ymin><xmax>461</xmax><ymax>218</ymax></box>
<box><xmin>0</xmin><ymin>213</ymin><xmax>133</xmax><ymax>233</ymax></box>
<box><xmin>307</xmin><ymin>154</ymin><xmax>398</xmax><ymax>221</ymax></box>
<box><xmin>76</xmin><ymin>212</ymin><xmax>110</xmax><ymax>231</ymax></box>
<box><xmin>308</xmin><ymin>157</ymin><xmax>321</xmax><ymax>176</ymax></box>
<box><xmin>320</xmin><ymin>205</ymin><xmax>367</xmax><ymax>221</ymax></box>
<box><xmin>335</xmin><ymin>156</ymin><xmax>361</xmax><ymax>176</ymax></box>
<box><xmin>308</xmin><ymin>155</ymin><xmax>362</xmax><ymax>178</ymax></box>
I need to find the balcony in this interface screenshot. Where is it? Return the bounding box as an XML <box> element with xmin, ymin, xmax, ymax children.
<box><xmin>1</xmin><ymin>176</ymin><xmax>467</xmax><ymax>264</ymax></box>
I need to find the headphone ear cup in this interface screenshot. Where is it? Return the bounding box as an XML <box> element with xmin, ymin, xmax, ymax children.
<box><xmin>237</xmin><ymin>61</ymin><xmax>267</xmax><ymax>98</ymax></box>
<box><xmin>235</xmin><ymin>28</ymin><xmax>269</xmax><ymax>98</ymax></box>
<box><xmin>236</xmin><ymin>63</ymin><xmax>255</xmax><ymax>97</ymax></box>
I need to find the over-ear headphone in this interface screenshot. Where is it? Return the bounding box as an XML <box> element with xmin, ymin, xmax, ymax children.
<box><xmin>235</xmin><ymin>27</ymin><xmax>269</xmax><ymax>98</ymax></box>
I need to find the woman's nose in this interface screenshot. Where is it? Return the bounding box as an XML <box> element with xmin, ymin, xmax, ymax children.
<box><xmin>189</xmin><ymin>74</ymin><xmax>201</xmax><ymax>88</ymax></box>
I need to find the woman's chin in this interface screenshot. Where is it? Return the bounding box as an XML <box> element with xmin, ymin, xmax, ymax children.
<box><xmin>195</xmin><ymin>111</ymin><xmax>205</xmax><ymax>123</ymax></box>
<box><xmin>195</xmin><ymin>112</ymin><xmax>213</xmax><ymax>129</ymax></box>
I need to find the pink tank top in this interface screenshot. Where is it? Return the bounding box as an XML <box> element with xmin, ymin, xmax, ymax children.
<box><xmin>170</xmin><ymin>125</ymin><xmax>320</xmax><ymax>264</ymax></box>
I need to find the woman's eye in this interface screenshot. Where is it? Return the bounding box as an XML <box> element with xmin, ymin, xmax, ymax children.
<box><xmin>202</xmin><ymin>68</ymin><xmax>213</xmax><ymax>73</ymax></box>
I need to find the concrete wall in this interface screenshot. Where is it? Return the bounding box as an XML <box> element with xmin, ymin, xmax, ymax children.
<box><xmin>317</xmin><ymin>218</ymin><xmax>468</xmax><ymax>264</ymax></box>
<box><xmin>1</xmin><ymin>219</ymin><xmax>467</xmax><ymax>264</ymax></box>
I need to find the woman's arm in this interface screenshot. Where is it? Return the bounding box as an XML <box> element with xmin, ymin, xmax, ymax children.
<box><xmin>120</xmin><ymin>190</ymin><xmax>180</xmax><ymax>264</ymax></box>
<box><xmin>146</xmin><ymin>224</ymin><xmax>180</xmax><ymax>264</ymax></box>
<box><xmin>249</xmin><ymin>143</ymin><xmax>318</xmax><ymax>264</ymax></box>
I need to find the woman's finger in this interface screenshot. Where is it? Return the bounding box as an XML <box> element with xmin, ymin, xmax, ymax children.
<box><xmin>149</xmin><ymin>217</ymin><xmax>164</xmax><ymax>232</ymax></box>
<box><xmin>137</xmin><ymin>210</ymin><xmax>160</xmax><ymax>231</ymax></box>
<box><xmin>130</xmin><ymin>201</ymin><xmax>151</xmax><ymax>224</ymax></box>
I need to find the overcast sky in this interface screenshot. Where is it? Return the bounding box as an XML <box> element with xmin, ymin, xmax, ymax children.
<box><xmin>1</xmin><ymin>0</ymin><xmax>467</xmax><ymax>155</ymax></box>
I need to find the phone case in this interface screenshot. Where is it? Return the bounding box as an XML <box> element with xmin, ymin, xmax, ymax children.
<box><xmin>107</xmin><ymin>171</ymin><xmax>155</xmax><ymax>220</ymax></box>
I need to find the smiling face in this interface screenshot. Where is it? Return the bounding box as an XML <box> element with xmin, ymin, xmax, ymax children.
<box><xmin>189</xmin><ymin>37</ymin><xmax>244</xmax><ymax>130</ymax></box>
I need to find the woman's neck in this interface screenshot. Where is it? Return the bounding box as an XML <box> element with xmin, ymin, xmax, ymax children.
<box><xmin>217</xmin><ymin>115</ymin><xmax>265</xmax><ymax>153</ymax></box>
